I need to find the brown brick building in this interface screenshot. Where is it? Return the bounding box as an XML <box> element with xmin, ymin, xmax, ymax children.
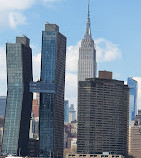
<box><xmin>77</xmin><ymin>71</ymin><xmax>129</xmax><ymax>157</ymax></box>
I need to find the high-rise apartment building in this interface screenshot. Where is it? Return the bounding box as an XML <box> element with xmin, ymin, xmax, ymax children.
<box><xmin>78</xmin><ymin>3</ymin><xmax>97</xmax><ymax>81</ymax></box>
<box><xmin>77</xmin><ymin>71</ymin><xmax>129</xmax><ymax>157</ymax></box>
<box><xmin>0</xmin><ymin>96</ymin><xmax>6</xmax><ymax>118</ymax></box>
<box><xmin>2</xmin><ymin>36</ymin><xmax>33</xmax><ymax>156</ymax></box>
<box><xmin>39</xmin><ymin>24</ymin><xmax>66</xmax><ymax>158</ymax></box>
<box><xmin>127</xmin><ymin>77</ymin><xmax>137</xmax><ymax>125</ymax></box>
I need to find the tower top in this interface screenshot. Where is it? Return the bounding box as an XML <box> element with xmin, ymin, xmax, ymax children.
<box><xmin>84</xmin><ymin>0</ymin><xmax>91</xmax><ymax>38</ymax></box>
<box><xmin>88</xmin><ymin>0</ymin><xmax>90</xmax><ymax>18</ymax></box>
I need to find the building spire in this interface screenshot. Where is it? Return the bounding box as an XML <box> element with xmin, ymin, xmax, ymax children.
<box><xmin>88</xmin><ymin>0</ymin><xmax>90</xmax><ymax>18</ymax></box>
<box><xmin>84</xmin><ymin>0</ymin><xmax>91</xmax><ymax>38</ymax></box>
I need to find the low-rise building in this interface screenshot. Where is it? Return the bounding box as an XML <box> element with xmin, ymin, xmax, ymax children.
<box><xmin>129</xmin><ymin>110</ymin><xmax>141</xmax><ymax>158</ymax></box>
<box><xmin>65</xmin><ymin>154</ymin><xmax>124</xmax><ymax>158</ymax></box>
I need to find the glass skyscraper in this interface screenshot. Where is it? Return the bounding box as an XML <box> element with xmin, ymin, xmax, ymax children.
<box><xmin>2</xmin><ymin>36</ymin><xmax>33</xmax><ymax>156</ymax></box>
<box><xmin>39</xmin><ymin>24</ymin><xmax>66</xmax><ymax>158</ymax></box>
<box><xmin>0</xmin><ymin>96</ymin><xmax>6</xmax><ymax>117</ymax></box>
<box><xmin>127</xmin><ymin>77</ymin><xmax>137</xmax><ymax>125</ymax></box>
<box><xmin>64</xmin><ymin>100</ymin><xmax>69</xmax><ymax>123</ymax></box>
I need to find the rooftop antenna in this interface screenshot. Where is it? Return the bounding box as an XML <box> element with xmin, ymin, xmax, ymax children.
<box><xmin>88</xmin><ymin>0</ymin><xmax>90</xmax><ymax>18</ymax></box>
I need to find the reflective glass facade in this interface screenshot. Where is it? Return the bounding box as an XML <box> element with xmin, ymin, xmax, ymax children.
<box><xmin>39</xmin><ymin>24</ymin><xmax>66</xmax><ymax>158</ymax></box>
<box><xmin>2</xmin><ymin>37</ymin><xmax>33</xmax><ymax>156</ymax></box>
<box><xmin>127</xmin><ymin>77</ymin><xmax>137</xmax><ymax>125</ymax></box>
<box><xmin>64</xmin><ymin>100</ymin><xmax>69</xmax><ymax>123</ymax></box>
<box><xmin>0</xmin><ymin>96</ymin><xmax>6</xmax><ymax>117</ymax></box>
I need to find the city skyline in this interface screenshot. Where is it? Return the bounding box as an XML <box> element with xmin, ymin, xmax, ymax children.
<box><xmin>0</xmin><ymin>0</ymin><xmax>141</xmax><ymax>110</ymax></box>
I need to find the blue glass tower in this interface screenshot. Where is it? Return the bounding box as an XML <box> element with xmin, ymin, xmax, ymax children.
<box><xmin>2</xmin><ymin>36</ymin><xmax>33</xmax><ymax>156</ymax></box>
<box><xmin>127</xmin><ymin>77</ymin><xmax>137</xmax><ymax>125</ymax></box>
<box><xmin>39</xmin><ymin>24</ymin><xmax>66</xmax><ymax>158</ymax></box>
<box><xmin>64</xmin><ymin>100</ymin><xmax>69</xmax><ymax>123</ymax></box>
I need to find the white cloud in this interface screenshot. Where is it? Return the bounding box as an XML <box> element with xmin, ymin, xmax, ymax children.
<box><xmin>32</xmin><ymin>53</ymin><xmax>41</xmax><ymax>81</ymax></box>
<box><xmin>0</xmin><ymin>0</ymin><xmax>35</xmax><ymax>10</ymax></box>
<box><xmin>95</xmin><ymin>38</ymin><xmax>122</xmax><ymax>62</ymax></box>
<box><xmin>66</xmin><ymin>41</ymin><xmax>80</xmax><ymax>73</ymax></box>
<box><xmin>0</xmin><ymin>0</ymin><xmax>36</xmax><ymax>28</ymax></box>
<box><xmin>41</xmin><ymin>0</ymin><xmax>63</xmax><ymax>2</ymax></box>
<box><xmin>41</xmin><ymin>0</ymin><xmax>63</xmax><ymax>5</ymax></box>
<box><xmin>0</xmin><ymin>47</ymin><xmax>6</xmax><ymax>81</ymax></box>
<box><xmin>9</xmin><ymin>12</ymin><xmax>26</xmax><ymax>28</ymax></box>
<box><xmin>0</xmin><ymin>46</ymin><xmax>7</xmax><ymax>96</ymax></box>
<box><xmin>65</xmin><ymin>73</ymin><xmax>77</xmax><ymax>108</ymax></box>
<box><xmin>0</xmin><ymin>0</ymin><xmax>64</xmax><ymax>28</ymax></box>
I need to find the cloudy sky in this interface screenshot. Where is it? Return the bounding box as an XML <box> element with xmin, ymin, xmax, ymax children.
<box><xmin>0</xmin><ymin>0</ymin><xmax>141</xmax><ymax>110</ymax></box>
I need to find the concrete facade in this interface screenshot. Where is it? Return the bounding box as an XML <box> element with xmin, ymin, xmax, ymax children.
<box><xmin>77</xmin><ymin>73</ymin><xmax>129</xmax><ymax>157</ymax></box>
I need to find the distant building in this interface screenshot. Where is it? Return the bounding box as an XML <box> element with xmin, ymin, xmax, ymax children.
<box><xmin>129</xmin><ymin>110</ymin><xmax>141</xmax><ymax>158</ymax></box>
<box><xmin>127</xmin><ymin>77</ymin><xmax>137</xmax><ymax>125</ymax></box>
<box><xmin>0</xmin><ymin>118</ymin><xmax>4</xmax><ymax>155</ymax></box>
<box><xmin>65</xmin><ymin>154</ymin><xmax>125</xmax><ymax>158</ymax></box>
<box><xmin>78</xmin><ymin>2</ymin><xmax>97</xmax><ymax>82</ymax></box>
<box><xmin>71</xmin><ymin>138</ymin><xmax>77</xmax><ymax>151</ymax></box>
<box><xmin>29</xmin><ymin>93</ymin><xmax>39</xmax><ymax>139</ymax></box>
<box><xmin>71</xmin><ymin>121</ymin><xmax>77</xmax><ymax>137</ymax></box>
<box><xmin>32</xmin><ymin>93</ymin><xmax>39</xmax><ymax>117</ymax></box>
<box><xmin>77</xmin><ymin>71</ymin><xmax>129</xmax><ymax>157</ymax></box>
<box><xmin>69</xmin><ymin>104</ymin><xmax>76</xmax><ymax>123</ymax></box>
<box><xmin>2</xmin><ymin>36</ymin><xmax>33</xmax><ymax>156</ymax></box>
<box><xmin>0</xmin><ymin>97</ymin><xmax>6</xmax><ymax>118</ymax></box>
<box><xmin>65</xmin><ymin>100</ymin><xmax>69</xmax><ymax>123</ymax></box>
<box><xmin>0</xmin><ymin>117</ymin><xmax>4</xmax><ymax>145</ymax></box>
<box><xmin>64</xmin><ymin>121</ymin><xmax>77</xmax><ymax>149</ymax></box>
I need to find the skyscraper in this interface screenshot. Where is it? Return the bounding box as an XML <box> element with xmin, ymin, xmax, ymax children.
<box><xmin>39</xmin><ymin>24</ymin><xmax>66</xmax><ymax>158</ymax></box>
<box><xmin>127</xmin><ymin>77</ymin><xmax>137</xmax><ymax>126</ymax></box>
<box><xmin>64</xmin><ymin>100</ymin><xmax>69</xmax><ymax>123</ymax></box>
<box><xmin>78</xmin><ymin>2</ymin><xmax>97</xmax><ymax>81</ymax></box>
<box><xmin>69</xmin><ymin>104</ymin><xmax>76</xmax><ymax>123</ymax></box>
<box><xmin>2</xmin><ymin>36</ymin><xmax>33</xmax><ymax>156</ymax></box>
<box><xmin>77</xmin><ymin>71</ymin><xmax>129</xmax><ymax>157</ymax></box>
<box><xmin>0</xmin><ymin>96</ymin><xmax>6</xmax><ymax>118</ymax></box>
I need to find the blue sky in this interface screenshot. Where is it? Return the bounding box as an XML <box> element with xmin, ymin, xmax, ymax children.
<box><xmin>0</xmin><ymin>0</ymin><xmax>141</xmax><ymax>108</ymax></box>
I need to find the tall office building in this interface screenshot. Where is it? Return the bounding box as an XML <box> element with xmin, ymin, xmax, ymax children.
<box><xmin>39</xmin><ymin>24</ymin><xmax>66</xmax><ymax>158</ymax></box>
<box><xmin>2</xmin><ymin>36</ymin><xmax>33</xmax><ymax>156</ymax></box>
<box><xmin>0</xmin><ymin>96</ymin><xmax>6</xmax><ymax>118</ymax></box>
<box><xmin>77</xmin><ymin>71</ymin><xmax>129</xmax><ymax>157</ymax></box>
<box><xmin>64</xmin><ymin>100</ymin><xmax>69</xmax><ymax>123</ymax></box>
<box><xmin>127</xmin><ymin>77</ymin><xmax>137</xmax><ymax>125</ymax></box>
<box><xmin>78</xmin><ymin>3</ymin><xmax>97</xmax><ymax>81</ymax></box>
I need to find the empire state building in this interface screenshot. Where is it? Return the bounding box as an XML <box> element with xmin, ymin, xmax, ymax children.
<box><xmin>78</xmin><ymin>3</ymin><xmax>97</xmax><ymax>81</ymax></box>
